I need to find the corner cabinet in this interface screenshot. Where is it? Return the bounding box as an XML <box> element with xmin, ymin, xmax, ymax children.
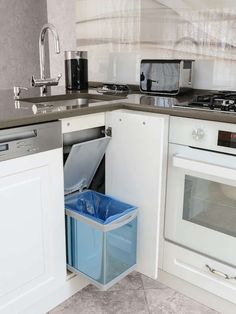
<box><xmin>106</xmin><ymin>110</ymin><xmax>168</xmax><ymax>278</ymax></box>
<box><xmin>0</xmin><ymin>149</ymin><xmax>66</xmax><ymax>314</ymax></box>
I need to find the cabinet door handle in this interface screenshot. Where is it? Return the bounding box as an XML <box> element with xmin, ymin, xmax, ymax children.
<box><xmin>205</xmin><ymin>264</ymin><xmax>236</xmax><ymax>280</ymax></box>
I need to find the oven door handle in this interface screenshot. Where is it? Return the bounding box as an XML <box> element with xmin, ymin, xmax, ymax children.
<box><xmin>173</xmin><ymin>154</ymin><xmax>236</xmax><ymax>181</ymax></box>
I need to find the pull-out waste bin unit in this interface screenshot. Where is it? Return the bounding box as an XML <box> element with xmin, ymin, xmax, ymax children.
<box><xmin>63</xmin><ymin>133</ymin><xmax>138</xmax><ymax>290</ymax></box>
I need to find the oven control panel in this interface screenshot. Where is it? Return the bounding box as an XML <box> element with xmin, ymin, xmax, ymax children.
<box><xmin>218</xmin><ymin>131</ymin><xmax>236</xmax><ymax>149</ymax></box>
<box><xmin>192</xmin><ymin>128</ymin><xmax>205</xmax><ymax>141</ymax></box>
<box><xmin>169</xmin><ymin>116</ymin><xmax>236</xmax><ymax>155</ymax></box>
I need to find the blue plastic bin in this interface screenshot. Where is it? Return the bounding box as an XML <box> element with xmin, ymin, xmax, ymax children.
<box><xmin>65</xmin><ymin>190</ymin><xmax>138</xmax><ymax>290</ymax></box>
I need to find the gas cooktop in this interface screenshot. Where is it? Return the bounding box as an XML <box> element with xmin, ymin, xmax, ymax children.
<box><xmin>174</xmin><ymin>91</ymin><xmax>236</xmax><ymax>113</ymax></box>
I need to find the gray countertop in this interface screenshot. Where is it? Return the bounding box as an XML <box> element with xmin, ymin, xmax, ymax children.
<box><xmin>1</xmin><ymin>86</ymin><xmax>236</xmax><ymax>129</ymax></box>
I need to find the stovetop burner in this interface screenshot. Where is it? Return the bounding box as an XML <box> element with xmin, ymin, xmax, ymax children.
<box><xmin>193</xmin><ymin>91</ymin><xmax>236</xmax><ymax>110</ymax></box>
<box><xmin>175</xmin><ymin>91</ymin><xmax>236</xmax><ymax>113</ymax></box>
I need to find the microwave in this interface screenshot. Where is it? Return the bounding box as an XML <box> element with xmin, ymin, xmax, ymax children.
<box><xmin>140</xmin><ymin>59</ymin><xmax>194</xmax><ymax>95</ymax></box>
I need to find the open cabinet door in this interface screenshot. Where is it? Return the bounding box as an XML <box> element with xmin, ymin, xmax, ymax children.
<box><xmin>105</xmin><ymin>110</ymin><xmax>168</xmax><ymax>279</ymax></box>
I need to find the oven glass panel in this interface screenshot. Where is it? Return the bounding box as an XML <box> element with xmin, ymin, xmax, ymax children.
<box><xmin>183</xmin><ymin>175</ymin><xmax>236</xmax><ymax>238</ymax></box>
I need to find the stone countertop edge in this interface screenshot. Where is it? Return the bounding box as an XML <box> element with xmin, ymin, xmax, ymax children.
<box><xmin>1</xmin><ymin>90</ymin><xmax>236</xmax><ymax>129</ymax></box>
<box><xmin>122</xmin><ymin>102</ymin><xmax>236</xmax><ymax>124</ymax></box>
<box><xmin>2</xmin><ymin>101</ymin><xmax>236</xmax><ymax>129</ymax></box>
<box><xmin>0</xmin><ymin>102</ymin><xmax>124</xmax><ymax>129</ymax></box>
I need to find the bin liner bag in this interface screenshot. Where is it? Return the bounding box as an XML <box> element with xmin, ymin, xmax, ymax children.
<box><xmin>65</xmin><ymin>190</ymin><xmax>136</xmax><ymax>224</ymax></box>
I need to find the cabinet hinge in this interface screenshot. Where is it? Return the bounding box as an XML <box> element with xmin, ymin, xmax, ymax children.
<box><xmin>102</xmin><ymin>127</ymin><xmax>112</xmax><ymax>137</ymax></box>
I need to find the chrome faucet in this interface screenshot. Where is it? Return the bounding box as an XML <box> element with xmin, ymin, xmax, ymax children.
<box><xmin>39</xmin><ymin>23</ymin><xmax>60</xmax><ymax>79</ymax></box>
<box><xmin>31</xmin><ymin>23</ymin><xmax>62</xmax><ymax>94</ymax></box>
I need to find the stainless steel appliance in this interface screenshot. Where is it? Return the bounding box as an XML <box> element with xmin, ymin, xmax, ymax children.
<box><xmin>165</xmin><ymin>116</ymin><xmax>236</xmax><ymax>268</ymax></box>
<box><xmin>140</xmin><ymin>59</ymin><xmax>194</xmax><ymax>95</ymax></box>
<box><xmin>0</xmin><ymin>121</ymin><xmax>61</xmax><ymax>161</ymax></box>
<box><xmin>174</xmin><ymin>90</ymin><xmax>236</xmax><ymax>113</ymax></box>
<box><xmin>65</xmin><ymin>51</ymin><xmax>88</xmax><ymax>90</ymax></box>
<box><xmin>96</xmin><ymin>84</ymin><xmax>129</xmax><ymax>95</ymax></box>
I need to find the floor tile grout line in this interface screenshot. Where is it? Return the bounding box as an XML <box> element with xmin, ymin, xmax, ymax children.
<box><xmin>143</xmin><ymin>289</ymin><xmax>151</xmax><ymax>314</ymax></box>
<box><xmin>79</xmin><ymin>289</ymin><xmax>146</xmax><ymax>298</ymax></box>
<box><xmin>141</xmin><ymin>274</ymin><xmax>152</xmax><ymax>314</ymax></box>
<box><xmin>140</xmin><ymin>274</ymin><xmax>145</xmax><ymax>291</ymax></box>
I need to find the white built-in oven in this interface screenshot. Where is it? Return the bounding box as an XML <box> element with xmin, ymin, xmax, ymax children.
<box><xmin>165</xmin><ymin>116</ymin><xmax>236</xmax><ymax>267</ymax></box>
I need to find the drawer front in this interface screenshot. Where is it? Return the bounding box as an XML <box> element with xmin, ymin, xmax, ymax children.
<box><xmin>61</xmin><ymin>113</ymin><xmax>105</xmax><ymax>134</ymax></box>
<box><xmin>163</xmin><ymin>241</ymin><xmax>236</xmax><ymax>304</ymax></box>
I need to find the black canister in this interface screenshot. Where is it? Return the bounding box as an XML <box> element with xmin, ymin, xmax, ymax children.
<box><xmin>65</xmin><ymin>51</ymin><xmax>88</xmax><ymax>90</ymax></box>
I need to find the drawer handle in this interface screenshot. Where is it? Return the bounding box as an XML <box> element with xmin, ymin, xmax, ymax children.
<box><xmin>205</xmin><ymin>264</ymin><xmax>236</xmax><ymax>280</ymax></box>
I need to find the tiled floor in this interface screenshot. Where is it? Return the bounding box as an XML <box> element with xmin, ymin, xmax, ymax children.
<box><xmin>50</xmin><ymin>272</ymin><xmax>219</xmax><ymax>314</ymax></box>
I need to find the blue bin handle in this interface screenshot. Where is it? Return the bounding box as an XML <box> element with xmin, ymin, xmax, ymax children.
<box><xmin>106</xmin><ymin>209</ymin><xmax>138</xmax><ymax>231</ymax></box>
<box><xmin>65</xmin><ymin>208</ymin><xmax>138</xmax><ymax>232</ymax></box>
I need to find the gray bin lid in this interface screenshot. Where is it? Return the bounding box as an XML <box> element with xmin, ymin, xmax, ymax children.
<box><xmin>64</xmin><ymin>137</ymin><xmax>110</xmax><ymax>195</ymax></box>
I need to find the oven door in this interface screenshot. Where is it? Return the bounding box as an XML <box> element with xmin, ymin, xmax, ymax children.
<box><xmin>165</xmin><ymin>143</ymin><xmax>236</xmax><ymax>267</ymax></box>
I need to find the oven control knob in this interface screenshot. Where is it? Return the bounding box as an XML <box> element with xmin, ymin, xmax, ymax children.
<box><xmin>192</xmin><ymin>128</ymin><xmax>204</xmax><ymax>140</ymax></box>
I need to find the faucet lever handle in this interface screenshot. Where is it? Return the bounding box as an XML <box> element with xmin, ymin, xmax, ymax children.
<box><xmin>31</xmin><ymin>74</ymin><xmax>62</xmax><ymax>89</ymax></box>
<box><xmin>57</xmin><ymin>73</ymin><xmax>62</xmax><ymax>82</ymax></box>
<box><xmin>31</xmin><ymin>76</ymin><xmax>36</xmax><ymax>87</ymax></box>
<box><xmin>13</xmin><ymin>86</ymin><xmax>28</xmax><ymax>99</ymax></box>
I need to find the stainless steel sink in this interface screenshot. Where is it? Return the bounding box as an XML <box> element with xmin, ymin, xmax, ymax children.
<box><xmin>19</xmin><ymin>93</ymin><xmax>124</xmax><ymax>115</ymax></box>
<box><xmin>21</xmin><ymin>92</ymin><xmax>124</xmax><ymax>105</ymax></box>
<box><xmin>35</xmin><ymin>97</ymin><xmax>101</xmax><ymax>108</ymax></box>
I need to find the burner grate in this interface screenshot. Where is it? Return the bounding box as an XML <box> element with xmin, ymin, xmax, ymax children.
<box><xmin>188</xmin><ymin>91</ymin><xmax>236</xmax><ymax>112</ymax></box>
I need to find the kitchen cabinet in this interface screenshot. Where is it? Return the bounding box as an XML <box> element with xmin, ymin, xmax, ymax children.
<box><xmin>0</xmin><ymin>149</ymin><xmax>66</xmax><ymax>314</ymax></box>
<box><xmin>105</xmin><ymin>110</ymin><xmax>168</xmax><ymax>278</ymax></box>
<box><xmin>61</xmin><ymin>109</ymin><xmax>168</xmax><ymax>282</ymax></box>
<box><xmin>0</xmin><ymin>109</ymin><xmax>168</xmax><ymax>313</ymax></box>
<box><xmin>163</xmin><ymin>241</ymin><xmax>236</xmax><ymax>304</ymax></box>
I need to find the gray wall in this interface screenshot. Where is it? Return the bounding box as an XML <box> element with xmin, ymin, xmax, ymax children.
<box><xmin>0</xmin><ymin>0</ymin><xmax>48</xmax><ymax>89</ymax></box>
<box><xmin>47</xmin><ymin>0</ymin><xmax>77</xmax><ymax>86</ymax></box>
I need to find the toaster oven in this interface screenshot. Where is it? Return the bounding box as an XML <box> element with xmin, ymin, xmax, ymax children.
<box><xmin>140</xmin><ymin>59</ymin><xmax>194</xmax><ymax>95</ymax></box>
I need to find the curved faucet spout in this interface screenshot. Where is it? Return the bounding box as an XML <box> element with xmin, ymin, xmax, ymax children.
<box><xmin>39</xmin><ymin>23</ymin><xmax>60</xmax><ymax>80</ymax></box>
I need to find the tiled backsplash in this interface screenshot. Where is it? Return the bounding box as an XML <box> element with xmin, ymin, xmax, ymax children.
<box><xmin>76</xmin><ymin>0</ymin><xmax>236</xmax><ymax>90</ymax></box>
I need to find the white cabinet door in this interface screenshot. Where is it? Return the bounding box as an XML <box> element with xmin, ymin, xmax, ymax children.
<box><xmin>105</xmin><ymin>110</ymin><xmax>168</xmax><ymax>279</ymax></box>
<box><xmin>0</xmin><ymin>149</ymin><xmax>66</xmax><ymax>314</ymax></box>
